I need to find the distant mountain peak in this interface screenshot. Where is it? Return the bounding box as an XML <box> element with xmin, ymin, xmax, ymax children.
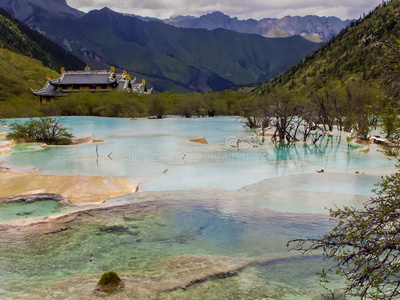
<box><xmin>98</xmin><ymin>7</ymin><xmax>113</xmax><ymax>13</ymax></box>
<box><xmin>202</xmin><ymin>11</ymin><xmax>231</xmax><ymax>21</ymax></box>
<box><xmin>206</xmin><ymin>11</ymin><xmax>228</xmax><ymax>17</ymax></box>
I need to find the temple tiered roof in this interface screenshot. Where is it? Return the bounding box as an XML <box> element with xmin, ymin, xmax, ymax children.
<box><xmin>32</xmin><ymin>69</ymin><xmax>153</xmax><ymax>104</ymax></box>
<box><xmin>49</xmin><ymin>71</ymin><xmax>117</xmax><ymax>85</ymax></box>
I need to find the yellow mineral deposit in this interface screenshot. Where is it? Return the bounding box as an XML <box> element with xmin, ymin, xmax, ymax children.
<box><xmin>0</xmin><ymin>172</ymin><xmax>139</xmax><ymax>204</ymax></box>
<box><xmin>188</xmin><ymin>137</ymin><xmax>208</xmax><ymax>144</ymax></box>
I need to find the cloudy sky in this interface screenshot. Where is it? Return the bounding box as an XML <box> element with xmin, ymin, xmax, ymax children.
<box><xmin>67</xmin><ymin>0</ymin><xmax>384</xmax><ymax>20</ymax></box>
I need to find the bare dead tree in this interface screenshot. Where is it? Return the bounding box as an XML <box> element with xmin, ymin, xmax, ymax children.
<box><xmin>270</xmin><ymin>90</ymin><xmax>301</xmax><ymax>143</ymax></box>
<box><xmin>312</xmin><ymin>84</ymin><xmax>344</xmax><ymax>132</ymax></box>
<box><xmin>298</xmin><ymin>105</ymin><xmax>325</xmax><ymax>142</ymax></box>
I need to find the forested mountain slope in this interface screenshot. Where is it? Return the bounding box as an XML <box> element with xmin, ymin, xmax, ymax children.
<box><xmin>0</xmin><ymin>8</ymin><xmax>85</xmax><ymax>72</ymax></box>
<box><xmin>258</xmin><ymin>0</ymin><xmax>398</xmax><ymax>95</ymax></box>
<box><xmin>0</xmin><ymin>48</ymin><xmax>59</xmax><ymax>117</ymax></box>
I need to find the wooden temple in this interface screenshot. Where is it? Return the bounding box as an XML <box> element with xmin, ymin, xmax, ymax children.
<box><xmin>32</xmin><ymin>67</ymin><xmax>152</xmax><ymax>104</ymax></box>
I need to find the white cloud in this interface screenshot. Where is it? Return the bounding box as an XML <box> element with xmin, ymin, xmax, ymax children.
<box><xmin>66</xmin><ymin>0</ymin><xmax>384</xmax><ymax>20</ymax></box>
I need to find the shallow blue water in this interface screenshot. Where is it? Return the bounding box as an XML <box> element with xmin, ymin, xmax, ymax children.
<box><xmin>0</xmin><ymin>199</ymin><xmax>333</xmax><ymax>298</ymax></box>
<box><xmin>1</xmin><ymin>116</ymin><xmax>396</xmax><ymax>192</ymax></box>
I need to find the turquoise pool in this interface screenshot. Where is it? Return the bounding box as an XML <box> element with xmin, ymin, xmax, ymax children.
<box><xmin>1</xmin><ymin>116</ymin><xmax>396</xmax><ymax>192</ymax></box>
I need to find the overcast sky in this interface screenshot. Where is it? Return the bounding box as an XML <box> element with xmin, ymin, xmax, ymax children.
<box><xmin>67</xmin><ymin>0</ymin><xmax>384</xmax><ymax>20</ymax></box>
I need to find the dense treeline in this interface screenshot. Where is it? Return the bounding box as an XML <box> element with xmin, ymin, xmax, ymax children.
<box><xmin>0</xmin><ymin>78</ymin><xmax>389</xmax><ymax>142</ymax></box>
<box><xmin>0</xmin><ymin>89</ymin><xmax>253</xmax><ymax>119</ymax></box>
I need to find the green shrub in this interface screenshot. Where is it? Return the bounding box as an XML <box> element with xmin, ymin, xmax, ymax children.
<box><xmin>97</xmin><ymin>271</ymin><xmax>123</xmax><ymax>293</ymax></box>
<box><xmin>8</xmin><ymin>117</ymin><xmax>73</xmax><ymax>145</ymax></box>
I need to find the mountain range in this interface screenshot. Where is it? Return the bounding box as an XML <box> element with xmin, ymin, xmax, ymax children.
<box><xmin>126</xmin><ymin>11</ymin><xmax>351</xmax><ymax>43</ymax></box>
<box><xmin>163</xmin><ymin>12</ymin><xmax>351</xmax><ymax>43</ymax></box>
<box><xmin>0</xmin><ymin>0</ymin><xmax>343</xmax><ymax>92</ymax></box>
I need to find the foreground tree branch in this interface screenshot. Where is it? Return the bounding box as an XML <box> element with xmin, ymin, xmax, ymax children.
<box><xmin>288</xmin><ymin>165</ymin><xmax>400</xmax><ymax>299</ymax></box>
